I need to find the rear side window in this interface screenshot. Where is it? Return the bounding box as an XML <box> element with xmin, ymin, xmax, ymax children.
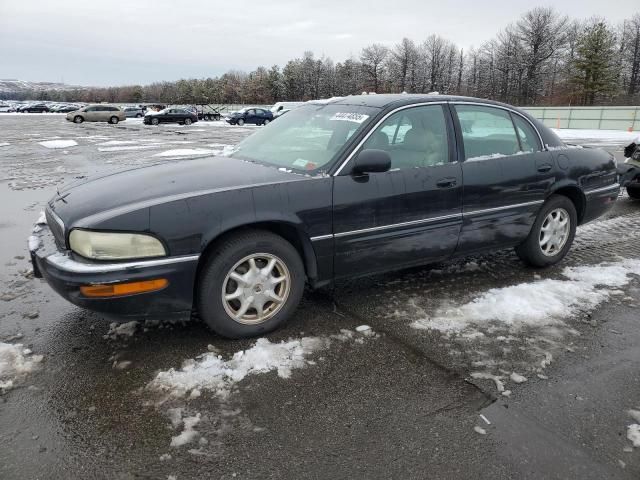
<box><xmin>455</xmin><ymin>105</ymin><xmax>520</xmax><ymax>161</ymax></box>
<box><xmin>512</xmin><ymin>115</ymin><xmax>541</xmax><ymax>153</ymax></box>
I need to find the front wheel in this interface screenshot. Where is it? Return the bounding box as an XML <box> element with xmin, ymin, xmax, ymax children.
<box><xmin>627</xmin><ymin>183</ymin><xmax>640</xmax><ymax>199</ymax></box>
<box><xmin>73</xmin><ymin>115</ymin><xmax>84</xmax><ymax>124</ymax></box>
<box><xmin>151</xmin><ymin>117</ymin><xmax>159</xmax><ymax>126</ymax></box>
<box><xmin>197</xmin><ymin>230</ymin><xmax>305</xmax><ymax>338</ymax></box>
<box><xmin>515</xmin><ymin>194</ymin><xmax>577</xmax><ymax>267</ymax></box>
<box><xmin>184</xmin><ymin>118</ymin><xmax>192</xmax><ymax>125</ymax></box>
<box><xmin>109</xmin><ymin>116</ymin><xmax>119</xmax><ymax>124</ymax></box>
<box><xmin>263</xmin><ymin>119</ymin><xmax>270</xmax><ymax>126</ymax></box>
<box><xmin>236</xmin><ymin>118</ymin><xmax>245</xmax><ymax>126</ymax></box>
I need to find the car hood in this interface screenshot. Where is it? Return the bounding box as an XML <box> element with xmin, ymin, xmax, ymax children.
<box><xmin>48</xmin><ymin>156</ymin><xmax>307</xmax><ymax>228</ymax></box>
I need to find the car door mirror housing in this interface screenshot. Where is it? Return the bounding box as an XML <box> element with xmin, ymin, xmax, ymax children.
<box><xmin>352</xmin><ymin>149</ymin><xmax>391</xmax><ymax>174</ymax></box>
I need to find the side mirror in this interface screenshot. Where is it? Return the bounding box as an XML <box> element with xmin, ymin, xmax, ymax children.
<box><xmin>352</xmin><ymin>149</ymin><xmax>391</xmax><ymax>174</ymax></box>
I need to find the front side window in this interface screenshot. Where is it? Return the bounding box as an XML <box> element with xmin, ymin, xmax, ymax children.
<box><xmin>455</xmin><ymin>105</ymin><xmax>520</xmax><ymax>160</ymax></box>
<box><xmin>359</xmin><ymin>105</ymin><xmax>450</xmax><ymax>169</ymax></box>
<box><xmin>229</xmin><ymin>104</ymin><xmax>376</xmax><ymax>173</ymax></box>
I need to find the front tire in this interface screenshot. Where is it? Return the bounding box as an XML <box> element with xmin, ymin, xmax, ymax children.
<box><xmin>184</xmin><ymin>118</ymin><xmax>192</xmax><ymax>125</ymax></box>
<box><xmin>73</xmin><ymin>115</ymin><xmax>84</xmax><ymax>124</ymax></box>
<box><xmin>237</xmin><ymin>118</ymin><xmax>245</xmax><ymax>126</ymax></box>
<box><xmin>627</xmin><ymin>183</ymin><xmax>640</xmax><ymax>199</ymax></box>
<box><xmin>263</xmin><ymin>119</ymin><xmax>270</xmax><ymax>125</ymax></box>
<box><xmin>109</xmin><ymin>116</ymin><xmax>119</xmax><ymax>124</ymax></box>
<box><xmin>197</xmin><ymin>230</ymin><xmax>305</xmax><ymax>338</ymax></box>
<box><xmin>515</xmin><ymin>194</ymin><xmax>577</xmax><ymax>267</ymax></box>
<box><xmin>151</xmin><ymin>117</ymin><xmax>159</xmax><ymax>126</ymax></box>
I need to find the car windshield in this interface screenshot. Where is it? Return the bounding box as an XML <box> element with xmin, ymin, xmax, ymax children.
<box><xmin>228</xmin><ymin>103</ymin><xmax>377</xmax><ymax>172</ymax></box>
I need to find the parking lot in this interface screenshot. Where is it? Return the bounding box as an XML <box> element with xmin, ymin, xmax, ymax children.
<box><xmin>1</xmin><ymin>114</ymin><xmax>640</xmax><ymax>479</ymax></box>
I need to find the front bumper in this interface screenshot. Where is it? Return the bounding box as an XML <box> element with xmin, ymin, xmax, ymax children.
<box><xmin>29</xmin><ymin>225</ymin><xmax>199</xmax><ymax>319</ymax></box>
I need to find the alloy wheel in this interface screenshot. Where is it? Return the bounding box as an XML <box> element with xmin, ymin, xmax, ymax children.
<box><xmin>221</xmin><ymin>253</ymin><xmax>291</xmax><ymax>325</ymax></box>
<box><xmin>539</xmin><ymin>208</ymin><xmax>570</xmax><ymax>256</ymax></box>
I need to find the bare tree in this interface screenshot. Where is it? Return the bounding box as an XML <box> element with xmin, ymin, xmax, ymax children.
<box><xmin>360</xmin><ymin>44</ymin><xmax>389</xmax><ymax>92</ymax></box>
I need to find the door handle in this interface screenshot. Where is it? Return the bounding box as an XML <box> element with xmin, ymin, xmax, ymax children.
<box><xmin>436</xmin><ymin>177</ymin><xmax>457</xmax><ymax>188</ymax></box>
<box><xmin>537</xmin><ymin>164</ymin><xmax>553</xmax><ymax>173</ymax></box>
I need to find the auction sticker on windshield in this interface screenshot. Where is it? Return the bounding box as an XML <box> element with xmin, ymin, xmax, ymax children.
<box><xmin>330</xmin><ymin>112</ymin><xmax>369</xmax><ymax>123</ymax></box>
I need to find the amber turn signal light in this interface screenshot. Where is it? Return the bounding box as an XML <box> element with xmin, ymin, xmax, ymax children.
<box><xmin>80</xmin><ymin>279</ymin><xmax>168</xmax><ymax>298</ymax></box>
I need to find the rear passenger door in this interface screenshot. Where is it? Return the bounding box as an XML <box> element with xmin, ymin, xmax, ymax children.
<box><xmin>452</xmin><ymin>103</ymin><xmax>551</xmax><ymax>254</ymax></box>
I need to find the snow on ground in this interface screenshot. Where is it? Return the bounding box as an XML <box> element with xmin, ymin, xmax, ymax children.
<box><xmin>38</xmin><ymin>139</ymin><xmax>78</xmax><ymax>149</ymax></box>
<box><xmin>0</xmin><ymin>342</ymin><xmax>43</xmax><ymax>392</ymax></box>
<box><xmin>98</xmin><ymin>145</ymin><xmax>158</xmax><ymax>152</ymax></box>
<box><xmin>152</xmin><ymin>148</ymin><xmax>218</xmax><ymax>157</ymax></box>
<box><xmin>553</xmin><ymin>129</ymin><xmax>637</xmax><ymax>144</ymax></box>
<box><xmin>0</xmin><ymin>142</ymin><xmax>10</xmax><ymax>147</ymax></box>
<box><xmin>146</xmin><ymin>329</ymin><xmax>376</xmax><ymax>401</ymax></box>
<box><xmin>412</xmin><ymin>259</ymin><xmax>640</xmax><ymax>334</ymax></box>
<box><xmin>103</xmin><ymin>321</ymin><xmax>139</xmax><ymax>340</ymax></box>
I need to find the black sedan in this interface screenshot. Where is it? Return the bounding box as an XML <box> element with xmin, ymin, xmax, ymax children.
<box><xmin>29</xmin><ymin>95</ymin><xmax>619</xmax><ymax>338</ymax></box>
<box><xmin>20</xmin><ymin>103</ymin><xmax>50</xmax><ymax>113</ymax></box>
<box><xmin>143</xmin><ymin>108</ymin><xmax>198</xmax><ymax>125</ymax></box>
<box><xmin>225</xmin><ymin>107</ymin><xmax>273</xmax><ymax>126</ymax></box>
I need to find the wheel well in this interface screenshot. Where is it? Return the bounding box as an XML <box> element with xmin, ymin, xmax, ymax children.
<box><xmin>552</xmin><ymin>186</ymin><xmax>586</xmax><ymax>224</ymax></box>
<box><xmin>195</xmin><ymin>222</ymin><xmax>318</xmax><ymax>289</ymax></box>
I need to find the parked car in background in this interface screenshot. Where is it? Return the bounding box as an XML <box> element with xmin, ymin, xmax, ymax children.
<box><xmin>56</xmin><ymin>105</ymin><xmax>81</xmax><ymax>113</ymax></box>
<box><xmin>143</xmin><ymin>108</ymin><xmax>197</xmax><ymax>125</ymax></box>
<box><xmin>619</xmin><ymin>136</ymin><xmax>640</xmax><ymax>199</ymax></box>
<box><xmin>0</xmin><ymin>103</ymin><xmax>15</xmax><ymax>112</ymax></box>
<box><xmin>122</xmin><ymin>106</ymin><xmax>144</xmax><ymax>118</ymax></box>
<box><xmin>21</xmin><ymin>103</ymin><xmax>49</xmax><ymax>113</ymax></box>
<box><xmin>270</xmin><ymin>101</ymin><xmax>304</xmax><ymax>116</ymax></box>
<box><xmin>225</xmin><ymin>107</ymin><xmax>273</xmax><ymax>126</ymax></box>
<box><xmin>66</xmin><ymin>104</ymin><xmax>126</xmax><ymax>124</ymax></box>
<box><xmin>30</xmin><ymin>94</ymin><xmax>620</xmax><ymax>339</ymax></box>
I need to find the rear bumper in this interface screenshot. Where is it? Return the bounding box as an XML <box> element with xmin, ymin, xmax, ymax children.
<box><xmin>29</xmin><ymin>226</ymin><xmax>199</xmax><ymax>320</ymax></box>
<box><xmin>582</xmin><ymin>183</ymin><xmax>620</xmax><ymax>224</ymax></box>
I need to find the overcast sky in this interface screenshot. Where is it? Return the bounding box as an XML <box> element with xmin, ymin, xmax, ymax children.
<box><xmin>0</xmin><ymin>0</ymin><xmax>637</xmax><ymax>87</ymax></box>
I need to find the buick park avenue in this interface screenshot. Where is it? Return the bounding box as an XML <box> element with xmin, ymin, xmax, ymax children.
<box><xmin>29</xmin><ymin>95</ymin><xmax>620</xmax><ymax>338</ymax></box>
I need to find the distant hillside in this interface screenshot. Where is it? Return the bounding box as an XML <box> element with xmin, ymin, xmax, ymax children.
<box><xmin>0</xmin><ymin>79</ymin><xmax>87</xmax><ymax>94</ymax></box>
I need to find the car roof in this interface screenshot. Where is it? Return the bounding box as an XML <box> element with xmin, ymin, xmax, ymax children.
<box><xmin>328</xmin><ymin>93</ymin><xmax>525</xmax><ymax>111</ymax></box>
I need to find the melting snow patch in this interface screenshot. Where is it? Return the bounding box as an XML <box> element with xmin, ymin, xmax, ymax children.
<box><xmin>153</xmin><ymin>148</ymin><xmax>217</xmax><ymax>157</ymax></box>
<box><xmin>147</xmin><ymin>330</ymin><xmax>375</xmax><ymax>400</ymax></box>
<box><xmin>0</xmin><ymin>342</ymin><xmax>43</xmax><ymax>392</ymax></box>
<box><xmin>104</xmin><ymin>321</ymin><xmax>139</xmax><ymax>340</ymax></box>
<box><xmin>510</xmin><ymin>372</ymin><xmax>527</xmax><ymax>384</ymax></box>
<box><xmin>412</xmin><ymin>259</ymin><xmax>640</xmax><ymax>333</ymax></box>
<box><xmin>170</xmin><ymin>413</ymin><xmax>201</xmax><ymax>447</ymax></box>
<box><xmin>627</xmin><ymin>425</ymin><xmax>640</xmax><ymax>447</ymax></box>
<box><xmin>0</xmin><ymin>142</ymin><xmax>10</xmax><ymax>147</ymax></box>
<box><xmin>474</xmin><ymin>426</ymin><xmax>487</xmax><ymax>435</ymax></box>
<box><xmin>38</xmin><ymin>140</ymin><xmax>78</xmax><ymax>149</ymax></box>
<box><xmin>98</xmin><ymin>145</ymin><xmax>157</xmax><ymax>152</ymax></box>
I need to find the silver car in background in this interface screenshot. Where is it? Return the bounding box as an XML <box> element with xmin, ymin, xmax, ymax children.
<box><xmin>66</xmin><ymin>104</ymin><xmax>126</xmax><ymax>124</ymax></box>
<box><xmin>122</xmin><ymin>106</ymin><xmax>144</xmax><ymax>118</ymax></box>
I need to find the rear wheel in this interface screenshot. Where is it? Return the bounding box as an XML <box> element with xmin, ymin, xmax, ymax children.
<box><xmin>263</xmin><ymin>119</ymin><xmax>270</xmax><ymax>126</ymax></box>
<box><xmin>237</xmin><ymin>118</ymin><xmax>245</xmax><ymax>126</ymax></box>
<box><xmin>627</xmin><ymin>183</ymin><xmax>640</xmax><ymax>199</ymax></box>
<box><xmin>73</xmin><ymin>115</ymin><xmax>84</xmax><ymax>124</ymax></box>
<box><xmin>515</xmin><ymin>194</ymin><xmax>577</xmax><ymax>267</ymax></box>
<box><xmin>109</xmin><ymin>116</ymin><xmax>119</xmax><ymax>124</ymax></box>
<box><xmin>197</xmin><ymin>230</ymin><xmax>305</xmax><ymax>338</ymax></box>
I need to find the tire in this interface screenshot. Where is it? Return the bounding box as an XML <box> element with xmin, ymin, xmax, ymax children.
<box><xmin>109</xmin><ymin>116</ymin><xmax>119</xmax><ymax>124</ymax></box>
<box><xmin>136</xmin><ymin>113</ymin><xmax>142</xmax><ymax>118</ymax></box>
<box><xmin>73</xmin><ymin>115</ymin><xmax>84</xmax><ymax>124</ymax></box>
<box><xmin>627</xmin><ymin>183</ymin><xmax>640</xmax><ymax>199</ymax></box>
<box><xmin>197</xmin><ymin>230</ymin><xmax>305</xmax><ymax>338</ymax></box>
<box><xmin>184</xmin><ymin>118</ymin><xmax>192</xmax><ymax>125</ymax></box>
<box><xmin>263</xmin><ymin>119</ymin><xmax>270</xmax><ymax>125</ymax></box>
<box><xmin>515</xmin><ymin>194</ymin><xmax>577</xmax><ymax>268</ymax></box>
<box><xmin>151</xmin><ymin>117</ymin><xmax>159</xmax><ymax>126</ymax></box>
<box><xmin>237</xmin><ymin>118</ymin><xmax>245</xmax><ymax>126</ymax></box>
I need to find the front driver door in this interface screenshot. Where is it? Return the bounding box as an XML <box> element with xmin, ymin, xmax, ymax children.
<box><xmin>332</xmin><ymin>103</ymin><xmax>463</xmax><ymax>279</ymax></box>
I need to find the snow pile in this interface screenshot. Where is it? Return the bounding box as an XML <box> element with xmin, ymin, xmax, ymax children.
<box><xmin>103</xmin><ymin>321</ymin><xmax>139</xmax><ymax>340</ymax></box>
<box><xmin>0</xmin><ymin>142</ymin><xmax>10</xmax><ymax>147</ymax></box>
<box><xmin>153</xmin><ymin>148</ymin><xmax>217</xmax><ymax>157</ymax></box>
<box><xmin>38</xmin><ymin>140</ymin><xmax>78</xmax><ymax>149</ymax></box>
<box><xmin>412</xmin><ymin>259</ymin><xmax>640</xmax><ymax>333</ymax></box>
<box><xmin>170</xmin><ymin>412</ymin><xmax>201</xmax><ymax>447</ymax></box>
<box><xmin>626</xmin><ymin>410</ymin><xmax>640</xmax><ymax>448</ymax></box>
<box><xmin>0</xmin><ymin>342</ymin><xmax>43</xmax><ymax>392</ymax></box>
<box><xmin>147</xmin><ymin>329</ymin><xmax>375</xmax><ymax>400</ymax></box>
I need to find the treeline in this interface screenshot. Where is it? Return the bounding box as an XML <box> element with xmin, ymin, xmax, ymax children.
<box><xmin>8</xmin><ymin>8</ymin><xmax>640</xmax><ymax>106</ymax></box>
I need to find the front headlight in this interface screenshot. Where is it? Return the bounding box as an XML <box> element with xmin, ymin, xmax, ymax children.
<box><xmin>69</xmin><ymin>230</ymin><xmax>166</xmax><ymax>260</ymax></box>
